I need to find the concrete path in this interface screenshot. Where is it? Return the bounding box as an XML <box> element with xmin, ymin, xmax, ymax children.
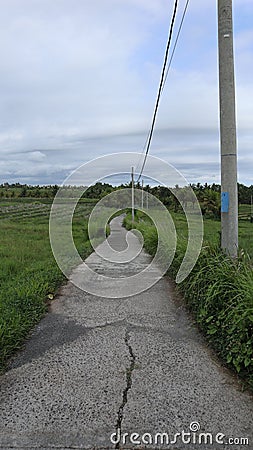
<box><xmin>0</xmin><ymin>216</ymin><xmax>252</xmax><ymax>450</ymax></box>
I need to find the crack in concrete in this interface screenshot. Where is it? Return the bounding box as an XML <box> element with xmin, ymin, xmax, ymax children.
<box><xmin>115</xmin><ymin>329</ymin><xmax>136</xmax><ymax>450</ymax></box>
<box><xmin>84</xmin><ymin>319</ymin><xmax>127</xmax><ymax>331</ymax></box>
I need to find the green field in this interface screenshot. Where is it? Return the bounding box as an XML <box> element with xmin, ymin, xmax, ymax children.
<box><xmin>172</xmin><ymin>206</ymin><xmax>253</xmax><ymax>258</ymax></box>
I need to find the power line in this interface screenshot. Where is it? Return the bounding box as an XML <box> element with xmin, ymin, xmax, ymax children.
<box><xmin>162</xmin><ymin>0</ymin><xmax>190</xmax><ymax>92</ymax></box>
<box><xmin>137</xmin><ymin>0</ymin><xmax>190</xmax><ymax>182</ymax></box>
<box><xmin>136</xmin><ymin>0</ymin><xmax>179</xmax><ymax>182</ymax></box>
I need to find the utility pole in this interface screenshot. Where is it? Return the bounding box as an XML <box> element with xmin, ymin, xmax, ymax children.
<box><xmin>141</xmin><ymin>179</ymin><xmax>144</xmax><ymax>209</ymax></box>
<box><xmin>131</xmin><ymin>166</ymin><xmax>135</xmax><ymax>223</ymax></box>
<box><xmin>218</xmin><ymin>0</ymin><xmax>238</xmax><ymax>257</ymax></box>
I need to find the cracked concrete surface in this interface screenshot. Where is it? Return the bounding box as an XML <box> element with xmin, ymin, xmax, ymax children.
<box><xmin>115</xmin><ymin>329</ymin><xmax>136</xmax><ymax>450</ymax></box>
<box><xmin>0</xmin><ymin>216</ymin><xmax>252</xmax><ymax>450</ymax></box>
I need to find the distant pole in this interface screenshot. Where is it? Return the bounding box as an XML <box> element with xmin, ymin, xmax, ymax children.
<box><xmin>131</xmin><ymin>166</ymin><xmax>135</xmax><ymax>223</ymax></box>
<box><xmin>141</xmin><ymin>179</ymin><xmax>144</xmax><ymax>209</ymax></box>
<box><xmin>218</xmin><ymin>0</ymin><xmax>238</xmax><ymax>257</ymax></box>
<box><xmin>146</xmin><ymin>191</ymin><xmax>148</xmax><ymax>210</ymax></box>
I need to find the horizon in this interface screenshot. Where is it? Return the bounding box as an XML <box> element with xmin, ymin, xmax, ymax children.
<box><xmin>1</xmin><ymin>179</ymin><xmax>253</xmax><ymax>189</ymax></box>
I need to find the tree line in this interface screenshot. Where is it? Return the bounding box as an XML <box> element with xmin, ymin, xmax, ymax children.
<box><xmin>1</xmin><ymin>181</ymin><xmax>253</xmax><ymax>219</ymax></box>
<box><xmin>0</xmin><ymin>183</ymin><xmax>59</xmax><ymax>199</ymax></box>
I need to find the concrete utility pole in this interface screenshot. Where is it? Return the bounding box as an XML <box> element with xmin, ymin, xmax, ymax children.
<box><xmin>141</xmin><ymin>179</ymin><xmax>144</xmax><ymax>209</ymax></box>
<box><xmin>131</xmin><ymin>166</ymin><xmax>135</xmax><ymax>223</ymax></box>
<box><xmin>218</xmin><ymin>0</ymin><xmax>238</xmax><ymax>257</ymax></box>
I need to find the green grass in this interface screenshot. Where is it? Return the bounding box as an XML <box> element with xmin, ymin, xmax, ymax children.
<box><xmin>168</xmin><ymin>209</ymin><xmax>253</xmax><ymax>259</ymax></box>
<box><xmin>0</xmin><ymin>200</ymin><xmax>95</xmax><ymax>371</ymax></box>
<box><xmin>239</xmin><ymin>203</ymin><xmax>252</xmax><ymax>221</ymax></box>
<box><xmin>124</xmin><ymin>209</ymin><xmax>253</xmax><ymax>390</ymax></box>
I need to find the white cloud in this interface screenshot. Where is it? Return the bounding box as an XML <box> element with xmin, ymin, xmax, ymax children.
<box><xmin>27</xmin><ymin>151</ymin><xmax>46</xmax><ymax>162</ymax></box>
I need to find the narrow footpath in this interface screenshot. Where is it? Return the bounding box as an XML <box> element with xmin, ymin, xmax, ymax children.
<box><xmin>0</xmin><ymin>216</ymin><xmax>252</xmax><ymax>450</ymax></box>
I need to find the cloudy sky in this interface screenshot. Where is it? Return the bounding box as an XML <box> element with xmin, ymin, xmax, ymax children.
<box><xmin>0</xmin><ymin>0</ymin><xmax>252</xmax><ymax>186</ymax></box>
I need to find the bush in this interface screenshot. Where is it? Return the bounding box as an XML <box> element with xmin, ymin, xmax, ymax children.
<box><xmin>179</xmin><ymin>248</ymin><xmax>253</xmax><ymax>385</ymax></box>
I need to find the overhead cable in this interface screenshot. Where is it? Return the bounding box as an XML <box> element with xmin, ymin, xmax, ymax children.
<box><xmin>162</xmin><ymin>0</ymin><xmax>190</xmax><ymax>92</ymax></box>
<box><xmin>136</xmin><ymin>0</ymin><xmax>179</xmax><ymax>182</ymax></box>
<box><xmin>137</xmin><ymin>0</ymin><xmax>190</xmax><ymax>182</ymax></box>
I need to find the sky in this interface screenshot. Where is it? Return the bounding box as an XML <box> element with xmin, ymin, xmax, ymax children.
<box><xmin>0</xmin><ymin>0</ymin><xmax>252</xmax><ymax>186</ymax></box>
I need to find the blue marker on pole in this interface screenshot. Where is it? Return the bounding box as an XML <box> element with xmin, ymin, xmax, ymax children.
<box><xmin>221</xmin><ymin>192</ymin><xmax>229</xmax><ymax>213</ymax></box>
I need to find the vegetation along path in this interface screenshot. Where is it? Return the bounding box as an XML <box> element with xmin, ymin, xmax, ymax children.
<box><xmin>0</xmin><ymin>216</ymin><xmax>252</xmax><ymax>449</ymax></box>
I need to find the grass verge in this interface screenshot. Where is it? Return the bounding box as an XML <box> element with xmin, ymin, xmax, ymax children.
<box><xmin>124</xmin><ymin>210</ymin><xmax>253</xmax><ymax>390</ymax></box>
<box><xmin>0</xmin><ymin>202</ymin><xmax>94</xmax><ymax>372</ymax></box>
